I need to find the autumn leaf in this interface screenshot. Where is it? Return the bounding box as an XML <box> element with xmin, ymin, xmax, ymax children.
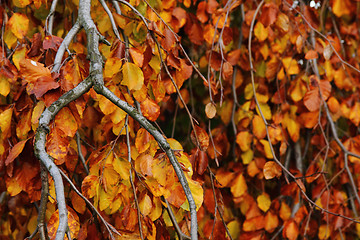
<box><xmin>5</xmin><ymin>139</ymin><xmax>28</xmax><ymax>166</ymax></box>
<box><xmin>48</xmin><ymin>208</ymin><xmax>80</xmax><ymax>240</ymax></box>
<box><xmin>8</xmin><ymin>13</ymin><xmax>29</xmax><ymax>39</ymax></box>
<box><xmin>254</xmin><ymin>22</ymin><xmax>268</xmax><ymax>42</ymax></box>
<box><xmin>304</xmin><ymin>76</ymin><xmax>331</xmax><ymax>112</ymax></box>
<box><xmin>257</xmin><ymin>193</ymin><xmax>271</xmax><ymax>212</ymax></box>
<box><xmin>205</xmin><ymin>102</ymin><xmax>216</xmax><ymax>119</ymax></box>
<box><xmin>230</xmin><ymin>174</ymin><xmax>247</xmax><ymax>198</ymax></box>
<box><xmin>140</xmin><ymin>98</ymin><xmax>160</xmax><ymax>121</ymax></box>
<box><xmin>305</xmin><ymin>50</ymin><xmax>318</xmax><ymax>59</ymax></box>
<box><xmin>263</xmin><ymin>161</ymin><xmax>282</xmax><ymax>179</ymax></box>
<box><xmin>191</xmin><ymin>125</ymin><xmax>209</xmax><ymax>151</ymax></box>
<box><xmin>81</xmin><ymin>175</ymin><xmax>99</xmax><ymax>199</ymax></box>
<box><xmin>121</xmin><ymin>62</ymin><xmax>144</xmax><ymax>90</ymax></box>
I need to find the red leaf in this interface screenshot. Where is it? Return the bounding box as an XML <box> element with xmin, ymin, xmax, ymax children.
<box><xmin>43</xmin><ymin>35</ymin><xmax>63</xmax><ymax>51</ymax></box>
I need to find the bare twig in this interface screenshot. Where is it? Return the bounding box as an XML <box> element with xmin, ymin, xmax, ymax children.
<box><xmin>125</xmin><ymin>115</ymin><xmax>144</xmax><ymax>240</ymax></box>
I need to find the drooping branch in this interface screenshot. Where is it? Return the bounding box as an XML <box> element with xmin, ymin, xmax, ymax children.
<box><xmin>34</xmin><ymin>77</ymin><xmax>93</xmax><ymax>240</ymax></box>
<box><xmin>96</xmin><ymin>85</ymin><xmax>199</xmax><ymax>239</ymax></box>
<box><xmin>79</xmin><ymin>1</ymin><xmax>199</xmax><ymax>239</ymax></box>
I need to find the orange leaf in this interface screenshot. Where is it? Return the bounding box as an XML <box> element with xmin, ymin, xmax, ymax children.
<box><xmin>5</xmin><ymin>139</ymin><xmax>28</xmax><ymax>166</ymax></box>
<box><xmin>46</xmin><ymin>127</ymin><xmax>70</xmax><ymax>165</ymax></box>
<box><xmin>191</xmin><ymin>125</ymin><xmax>209</xmax><ymax>151</ymax></box>
<box><xmin>305</xmin><ymin>50</ymin><xmax>318</xmax><ymax>59</ymax></box>
<box><xmin>196</xmin><ymin>1</ymin><xmax>208</xmax><ymax>23</ymax></box>
<box><xmin>304</xmin><ymin>77</ymin><xmax>331</xmax><ymax>112</ymax></box>
<box><xmin>283</xmin><ymin>220</ymin><xmax>299</xmax><ymax>240</ymax></box>
<box><xmin>236</xmin><ymin>131</ymin><xmax>252</xmax><ymax>152</ymax></box>
<box><xmin>129</xmin><ymin>48</ymin><xmax>144</xmax><ymax>67</ymax></box>
<box><xmin>332</xmin><ymin>0</ymin><xmax>351</xmax><ymax>17</ymax></box>
<box><xmin>299</xmin><ymin>111</ymin><xmax>319</xmax><ymax>129</ymax></box>
<box><xmin>140</xmin><ymin>98</ymin><xmax>160</xmax><ymax>121</ymax></box>
<box><xmin>70</xmin><ymin>191</ymin><xmax>86</xmax><ymax>214</ymax></box>
<box><xmin>264</xmin><ymin>211</ymin><xmax>279</xmax><ymax>232</ymax></box>
<box><xmin>138</xmin><ymin>154</ymin><xmax>154</xmax><ymax>177</ymax></box>
<box><xmin>243</xmin><ymin>215</ymin><xmax>264</xmax><ymax>231</ymax></box>
<box><xmin>55</xmin><ymin>107</ymin><xmax>78</xmax><ymax>137</ymax></box>
<box><xmin>135</xmin><ymin>128</ymin><xmax>154</xmax><ymax>153</ymax></box>
<box><xmin>259</xmin><ymin>3</ymin><xmax>279</xmax><ymax>27</ymax></box>
<box><xmin>263</xmin><ymin>161</ymin><xmax>282</xmax><ymax>179</ymax></box>
<box><xmin>20</xmin><ymin>59</ymin><xmax>51</xmax><ymax>82</ymax></box>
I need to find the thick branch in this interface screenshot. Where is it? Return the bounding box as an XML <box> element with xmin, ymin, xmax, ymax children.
<box><xmin>34</xmin><ymin>77</ymin><xmax>93</xmax><ymax>240</ymax></box>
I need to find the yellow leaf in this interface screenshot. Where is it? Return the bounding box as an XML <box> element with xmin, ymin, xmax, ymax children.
<box><xmin>254</xmin><ymin>22</ymin><xmax>268</xmax><ymax>42</ymax></box>
<box><xmin>290</xmin><ymin>79</ymin><xmax>306</xmax><ymax>102</ymax></box>
<box><xmin>4</xmin><ymin>28</ymin><xmax>17</xmax><ymax>49</ymax></box>
<box><xmin>5</xmin><ymin>177</ymin><xmax>22</xmax><ymax>196</ymax></box>
<box><xmin>139</xmin><ymin>194</ymin><xmax>152</xmax><ymax>216</ymax></box>
<box><xmin>149</xmin><ymin>197</ymin><xmax>162</xmax><ymax>221</ymax></box>
<box><xmin>256</xmin><ymin>103</ymin><xmax>271</xmax><ymax>120</ymax></box>
<box><xmin>99</xmin><ymin>187</ymin><xmax>114</xmax><ymax>211</ymax></box>
<box><xmin>0</xmin><ymin>108</ymin><xmax>13</xmax><ymax>137</ymax></box>
<box><xmin>13</xmin><ymin>0</ymin><xmax>32</xmax><ymax>7</ymax></box>
<box><xmin>181</xmin><ymin>176</ymin><xmax>203</xmax><ymax>211</ymax></box>
<box><xmin>122</xmin><ymin>62</ymin><xmax>144</xmax><ymax>90</ymax></box>
<box><xmin>281</xmin><ymin>57</ymin><xmax>299</xmax><ymax>75</ymax></box>
<box><xmin>230</xmin><ymin>173</ymin><xmax>247</xmax><ymax>198</ymax></box>
<box><xmin>0</xmin><ymin>75</ymin><xmax>10</xmax><ymax>97</ymax></box>
<box><xmin>110</xmin><ymin>108</ymin><xmax>127</xmax><ymax>124</ymax></box>
<box><xmin>104</xmin><ymin>57</ymin><xmax>122</xmax><ymax>78</ymax></box>
<box><xmin>8</xmin><ymin>13</ymin><xmax>29</xmax><ymax>39</ymax></box>
<box><xmin>12</xmin><ymin>46</ymin><xmax>26</xmax><ymax>70</ymax></box>
<box><xmin>257</xmin><ymin>193</ymin><xmax>271</xmax><ymax>212</ymax></box>
<box><xmin>241</xmin><ymin>149</ymin><xmax>253</xmax><ymax>165</ymax></box>
<box><xmin>318</xmin><ymin>225</ymin><xmax>330</xmax><ymax>239</ymax></box>
<box><xmin>260</xmin><ymin>139</ymin><xmax>273</xmax><ymax>159</ymax></box>
<box><xmin>27</xmin><ymin>215</ymin><xmax>38</xmax><ymax>236</ymax></box>
<box><xmin>227</xmin><ymin>220</ymin><xmax>241</xmax><ymax>239</ymax></box>
<box><xmin>285</xmin><ymin>116</ymin><xmax>300</xmax><ymax>142</ymax></box>
<box><xmin>113</xmin><ymin>156</ymin><xmax>131</xmax><ymax>180</ymax></box>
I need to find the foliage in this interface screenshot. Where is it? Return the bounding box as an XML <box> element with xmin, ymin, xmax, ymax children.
<box><xmin>1</xmin><ymin>0</ymin><xmax>360</xmax><ymax>239</ymax></box>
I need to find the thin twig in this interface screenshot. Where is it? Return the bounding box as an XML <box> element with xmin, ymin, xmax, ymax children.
<box><xmin>125</xmin><ymin>115</ymin><xmax>144</xmax><ymax>240</ymax></box>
